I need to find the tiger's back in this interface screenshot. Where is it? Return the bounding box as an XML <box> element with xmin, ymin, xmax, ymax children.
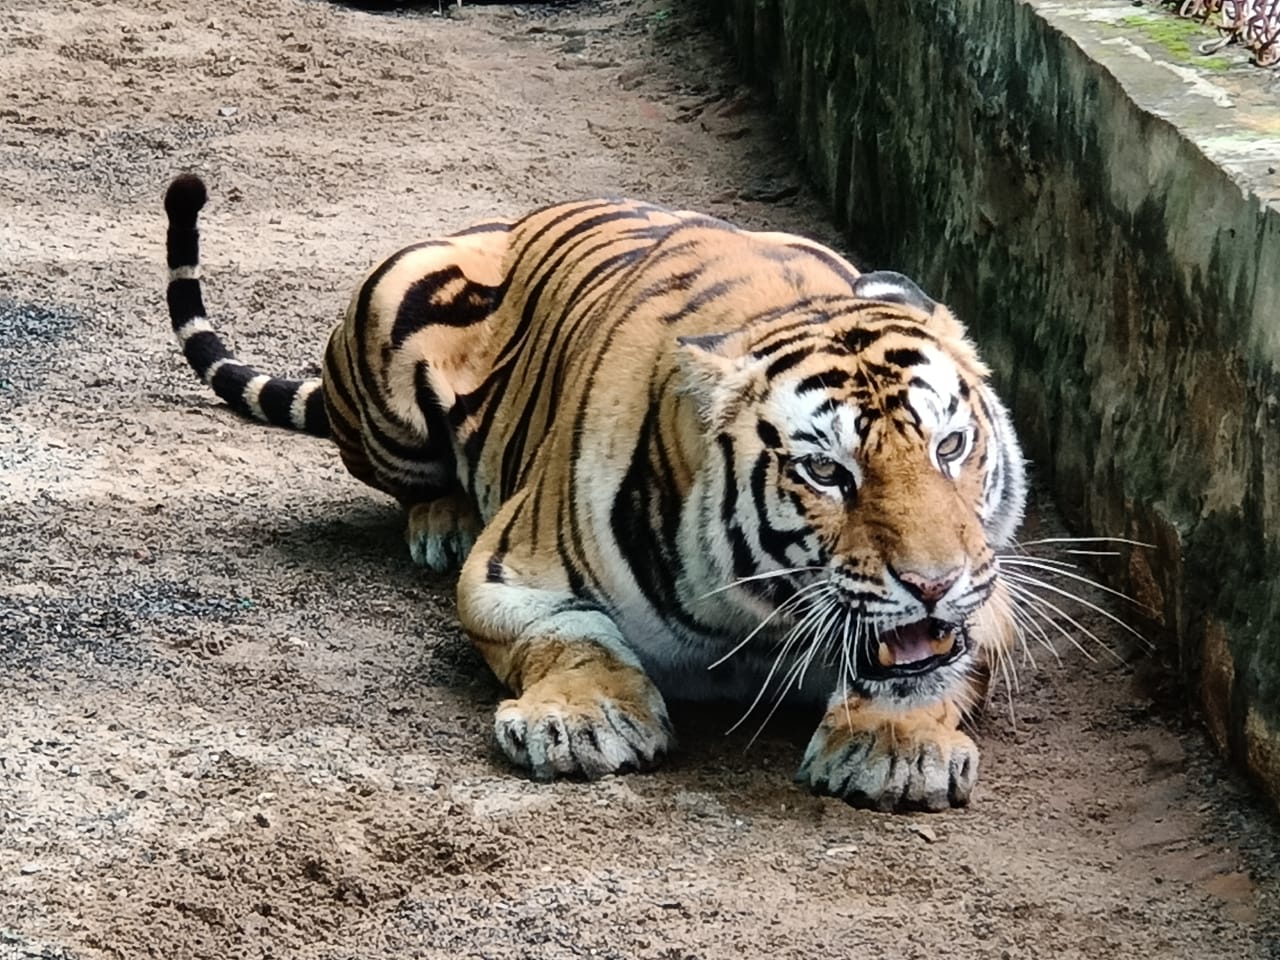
<box><xmin>323</xmin><ymin>199</ymin><xmax>864</xmax><ymax>522</ymax></box>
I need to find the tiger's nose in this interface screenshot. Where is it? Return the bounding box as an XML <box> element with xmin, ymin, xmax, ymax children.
<box><xmin>892</xmin><ymin>566</ymin><xmax>962</xmax><ymax>605</ymax></box>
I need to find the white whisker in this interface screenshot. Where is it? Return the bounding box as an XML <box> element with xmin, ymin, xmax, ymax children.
<box><xmin>746</xmin><ymin>599</ymin><xmax>845</xmax><ymax>745</ymax></box>
<box><xmin>1006</xmin><ymin>595</ymin><xmax>1055</xmax><ymax>667</ymax></box>
<box><xmin>994</xmin><ymin>645</ymin><xmax>1019</xmax><ymax>726</ymax></box>
<box><xmin>1003</xmin><ymin>580</ymin><xmax>1119</xmax><ymax>663</ymax></box>
<box><xmin>707</xmin><ymin>580</ymin><xmax>833</xmax><ymax>670</ymax></box>
<box><xmin>1004</xmin><ymin>554</ymin><xmax>1079</xmax><ymax>570</ymax></box>
<box><xmin>987</xmin><ymin>587</ymin><xmax>1044</xmax><ymax>670</ymax></box>
<box><xmin>695</xmin><ymin>565</ymin><xmax>826</xmax><ymax>601</ymax></box>
<box><xmin>1015</xmin><ymin>536</ymin><xmax>1154</xmax><ymax>549</ymax></box>
<box><xmin>1002</xmin><ymin>571</ymin><xmax>1149</xmax><ymax>647</ymax></box>
<box><xmin>729</xmin><ymin>590</ymin><xmax>836</xmax><ymax>736</ymax></box>
<box><xmin>998</xmin><ymin>557</ymin><xmax>1154</xmax><ymax>614</ymax></box>
<box><xmin>840</xmin><ymin>610</ymin><xmax>855</xmax><ymax>730</ymax></box>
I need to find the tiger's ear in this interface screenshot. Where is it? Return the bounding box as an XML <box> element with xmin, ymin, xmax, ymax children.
<box><xmin>675</xmin><ymin>329</ymin><xmax>758</xmax><ymax>422</ymax></box>
<box><xmin>852</xmin><ymin>270</ymin><xmax>937</xmax><ymax>312</ymax></box>
<box><xmin>852</xmin><ymin>270</ymin><xmax>967</xmax><ymax>340</ymax></box>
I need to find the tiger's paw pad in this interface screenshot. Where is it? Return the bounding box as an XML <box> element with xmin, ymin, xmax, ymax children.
<box><xmin>406</xmin><ymin>498</ymin><xmax>480</xmax><ymax>572</ymax></box>
<box><xmin>797</xmin><ymin>721</ymin><xmax>978</xmax><ymax>812</ymax></box>
<box><xmin>494</xmin><ymin>690</ymin><xmax>673</xmax><ymax>781</ymax></box>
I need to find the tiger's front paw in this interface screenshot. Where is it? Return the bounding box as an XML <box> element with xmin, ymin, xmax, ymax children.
<box><xmin>797</xmin><ymin>703</ymin><xmax>978</xmax><ymax>812</ymax></box>
<box><xmin>493</xmin><ymin>669</ymin><xmax>673</xmax><ymax>781</ymax></box>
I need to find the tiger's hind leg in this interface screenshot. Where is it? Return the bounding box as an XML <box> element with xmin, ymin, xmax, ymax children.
<box><xmin>406</xmin><ymin>494</ymin><xmax>481</xmax><ymax>572</ymax></box>
<box><xmin>457</xmin><ymin>497</ymin><xmax>674</xmax><ymax>779</ymax></box>
<box><xmin>324</xmin><ymin>385</ymin><xmax>476</xmax><ymax>572</ymax></box>
<box><xmin>320</xmin><ymin>222</ymin><xmax>510</xmax><ymax>572</ymax></box>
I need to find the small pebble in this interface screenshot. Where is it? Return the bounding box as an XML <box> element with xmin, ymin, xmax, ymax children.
<box><xmin>910</xmin><ymin>824</ymin><xmax>939</xmax><ymax>843</ymax></box>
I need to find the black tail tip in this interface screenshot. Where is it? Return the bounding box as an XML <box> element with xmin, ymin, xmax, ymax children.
<box><xmin>165</xmin><ymin>174</ymin><xmax>208</xmax><ymax>227</ymax></box>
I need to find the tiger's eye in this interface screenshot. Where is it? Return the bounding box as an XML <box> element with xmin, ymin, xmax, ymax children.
<box><xmin>936</xmin><ymin>430</ymin><xmax>967</xmax><ymax>463</ymax></box>
<box><xmin>806</xmin><ymin>456</ymin><xmax>841</xmax><ymax>483</ymax></box>
<box><xmin>796</xmin><ymin>455</ymin><xmax>851</xmax><ymax>493</ymax></box>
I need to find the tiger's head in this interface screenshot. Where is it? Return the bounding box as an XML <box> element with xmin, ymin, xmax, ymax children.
<box><xmin>679</xmin><ymin>271</ymin><xmax>1026</xmax><ymax>708</ymax></box>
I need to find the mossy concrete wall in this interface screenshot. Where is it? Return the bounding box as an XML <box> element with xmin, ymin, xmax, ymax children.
<box><xmin>702</xmin><ymin>0</ymin><xmax>1280</xmax><ymax>803</ymax></box>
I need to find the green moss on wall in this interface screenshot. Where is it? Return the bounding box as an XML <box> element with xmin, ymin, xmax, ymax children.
<box><xmin>1119</xmin><ymin>13</ymin><xmax>1233</xmax><ymax>69</ymax></box>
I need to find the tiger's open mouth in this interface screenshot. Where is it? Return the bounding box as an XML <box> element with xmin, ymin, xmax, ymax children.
<box><xmin>860</xmin><ymin>618</ymin><xmax>967</xmax><ymax>679</ymax></box>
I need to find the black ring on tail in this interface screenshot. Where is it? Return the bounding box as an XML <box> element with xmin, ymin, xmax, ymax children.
<box><xmin>164</xmin><ymin>173</ymin><xmax>329</xmax><ymax>437</ymax></box>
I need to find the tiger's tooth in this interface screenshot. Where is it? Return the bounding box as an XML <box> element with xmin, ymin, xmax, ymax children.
<box><xmin>929</xmin><ymin>634</ymin><xmax>956</xmax><ymax>657</ymax></box>
<box><xmin>877</xmin><ymin>642</ymin><xmax>894</xmax><ymax>668</ymax></box>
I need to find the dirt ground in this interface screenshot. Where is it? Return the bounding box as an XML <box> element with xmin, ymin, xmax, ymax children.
<box><xmin>1</xmin><ymin>0</ymin><xmax>1278</xmax><ymax>957</ymax></box>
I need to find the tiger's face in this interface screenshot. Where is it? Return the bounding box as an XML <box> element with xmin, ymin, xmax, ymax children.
<box><xmin>681</xmin><ymin>272</ymin><xmax>1026</xmax><ymax>707</ymax></box>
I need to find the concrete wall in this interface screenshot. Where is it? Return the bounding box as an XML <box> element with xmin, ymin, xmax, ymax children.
<box><xmin>701</xmin><ymin>0</ymin><xmax>1280</xmax><ymax>802</ymax></box>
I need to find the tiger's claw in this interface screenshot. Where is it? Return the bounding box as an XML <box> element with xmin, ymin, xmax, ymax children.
<box><xmin>797</xmin><ymin>700</ymin><xmax>978</xmax><ymax>811</ymax></box>
<box><xmin>493</xmin><ymin>679</ymin><xmax>673</xmax><ymax>780</ymax></box>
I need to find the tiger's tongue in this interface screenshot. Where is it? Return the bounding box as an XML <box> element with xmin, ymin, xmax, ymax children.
<box><xmin>878</xmin><ymin>621</ymin><xmax>949</xmax><ymax>666</ymax></box>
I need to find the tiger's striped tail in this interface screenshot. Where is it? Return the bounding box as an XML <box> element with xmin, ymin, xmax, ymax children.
<box><xmin>164</xmin><ymin>173</ymin><xmax>329</xmax><ymax>437</ymax></box>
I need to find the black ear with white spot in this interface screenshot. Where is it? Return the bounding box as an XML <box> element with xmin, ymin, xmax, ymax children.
<box><xmin>852</xmin><ymin>271</ymin><xmax>937</xmax><ymax>313</ymax></box>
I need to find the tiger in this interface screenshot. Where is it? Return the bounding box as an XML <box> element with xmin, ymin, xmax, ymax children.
<box><xmin>163</xmin><ymin>173</ymin><xmax>1027</xmax><ymax>812</ymax></box>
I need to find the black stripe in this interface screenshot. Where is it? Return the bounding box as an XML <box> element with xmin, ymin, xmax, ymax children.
<box><xmin>864</xmin><ymin>362</ymin><xmax>903</xmax><ymax>382</ymax></box>
<box><xmin>795</xmin><ymin>370</ymin><xmax>850</xmax><ymax>394</ymax></box>
<box><xmin>873</xmin><ymin>322</ymin><xmax>939</xmax><ymax>341</ymax></box>
<box><xmin>608</xmin><ymin>370</ymin><xmax>712</xmax><ymax>634</ymax></box>
<box><xmin>349</xmin><ymin>242</ymin><xmax>444</xmax><ymax>435</ymax></box>
<box><xmin>499</xmin><ymin>390</ymin><xmax>538</xmax><ymax>503</ymax></box>
<box><xmin>765</xmin><ymin>349</ymin><xmax>807</xmax><ymax>380</ymax></box>
<box><xmin>756</xmin><ymin>419</ymin><xmax>781</xmax><ymax>448</ymax></box>
<box><xmin>181</xmin><ymin>329</ymin><xmax>232</xmax><ymax>376</ymax></box>
<box><xmin>353</xmin><ymin>241</ymin><xmax>444</xmax><ymax>337</ymax></box>
<box><xmin>883</xmin><ymin>348</ymin><xmax>927</xmax><ymax>369</ymax></box>
<box><xmin>717</xmin><ymin>433</ymin><xmax>738</xmax><ymax>524</ymax></box>
<box><xmin>750</xmin><ymin>451</ymin><xmax>807</xmax><ymax>566</ymax></box>
<box><xmin>208</xmin><ymin>361</ymin><xmax>254</xmax><ymax>416</ymax></box>
<box><xmin>727</xmin><ymin>525</ymin><xmax>755</xmax><ymax>579</ymax></box>
<box><xmin>322</xmin><ymin>336</ymin><xmax>362</xmax><ymax>426</ymax></box>
<box><xmin>811</xmin><ymin>397</ymin><xmax>841</xmax><ymax>418</ymax></box>
<box><xmin>842</xmin><ymin>327</ymin><xmax>878</xmax><ymax>354</ymax></box>
<box><xmin>167</xmin><ymin>279</ymin><xmax>206</xmax><ymax>329</ymax></box>
<box><xmin>486</xmin><ymin>551</ymin><xmax>507</xmax><ymax>584</ymax></box>
<box><xmin>257</xmin><ymin>378</ymin><xmax>300</xmax><ymax>426</ymax></box>
<box><xmin>627</xmin><ymin>266</ymin><xmax>702</xmax><ymax>304</ymax></box>
<box><xmin>500</xmin><ymin>239</ymin><xmax>651</xmax><ymax>497</ymax></box>
<box><xmin>303</xmin><ymin>387</ymin><xmax>329</xmax><ymax>437</ymax></box>
<box><xmin>451</xmin><ymin>220</ymin><xmax>511</xmax><ymax>237</ymax></box>
<box><xmin>752</xmin><ymin>330</ymin><xmax>816</xmax><ymax>359</ymax></box>
<box><xmin>166</xmin><ymin>229</ymin><xmax>199</xmax><ymax>270</ymax></box>
<box><xmin>787</xmin><ymin>243</ymin><xmax>860</xmax><ymax>284</ymax></box>
<box><xmin>656</xmin><ymin>277</ymin><xmax>744</xmax><ymax>324</ymax></box>
<box><xmin>414</xmin><ymin>362</ymin><xmax>457</xmax><ymax>466</ymax></box>
<box><xmin>337</xmin><ymin>335</ymin><xmax>433</xmax><ymax>464</ymax></box>
<box><xmin>508</xmin><ymin>245</ymin><xmax>654</xmax><ymax>495</ymax></box>
<box><xmin>460</xmin><ymin>360</ymin><xmax>514</xmax><ymax>491</ymax></box>
<box><xmin>391</xmin><ymin>267</ymin><xmax>505</xmax><ymax>346</ymax></box>
<box><xmin>491</xmin><ymin>208</ymin><xmax>645</xmax><ymax>372</ymax></box>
